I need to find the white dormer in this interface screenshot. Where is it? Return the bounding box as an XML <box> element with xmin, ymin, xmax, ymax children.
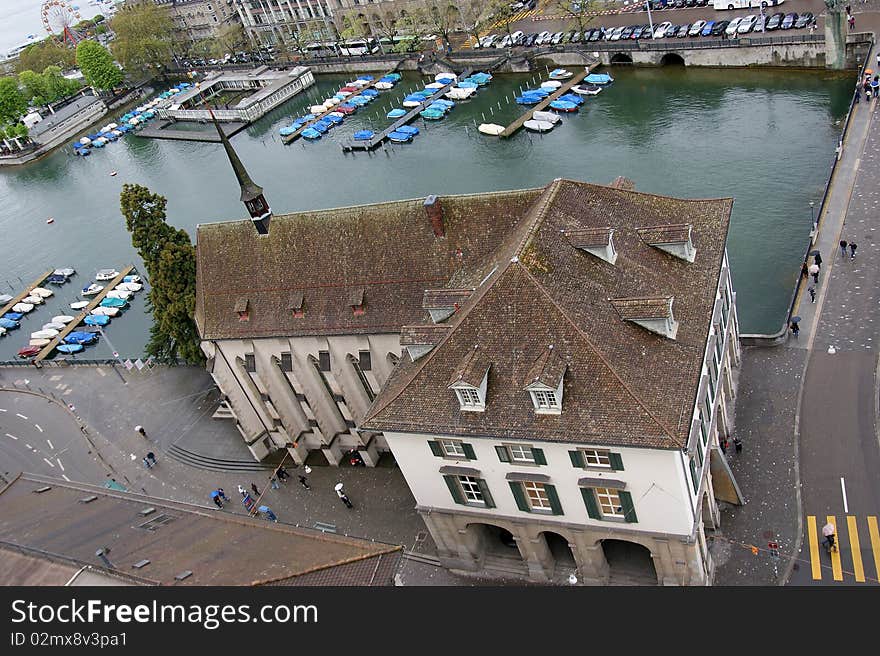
<box><xmin>400</xmin><ymin>324</ymin><xmax>451</xmax><ymax>361</ymax></box>
<box><xmin>422</xmin><ymin>288</ymin><xmax>474</xmax><ymax>323</ymax></box>
<box><xmin>448</xmin><ymin>345</ymin><xmax>490</xmax><ymax>412</ymax></box>
<box><xmin>563</xmin><ymin>227</ymin><xmax>617</xmax><ymax>265</ymax></box>
<box><xmin>636</xmin><ymin>224</ymin><xmax>696</xmax><ymax>262</ymax></box>
<box><xmin>523</xmin><ymin>345</ymin><xmax>566</xmax><ymax>415</ymax></box>
<box><xmin>610</xmin><ymin>296</ymin><xmax>679</xmax><ymax>340</ymax></box>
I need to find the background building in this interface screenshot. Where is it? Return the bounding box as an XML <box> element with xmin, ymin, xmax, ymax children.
<box><xmin>152</xmin><ymin>0</ymin><xmax>242</xmax><ymax>42</ymax></box>
<box><xmin>232</xmin><ymin>0</ymin><xmax>338</xmax><ymax>45</ymax></box>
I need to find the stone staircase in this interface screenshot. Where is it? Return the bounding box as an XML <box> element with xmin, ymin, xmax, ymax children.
<box><xmin>166</xmin><ymin>443</ymin><xmax>275</xmax><ymax>473</ymax></box>
<box><xmin>211</xmin><ymin>400</ymin><xmax>235</xmax><ymax>420</ymax></box>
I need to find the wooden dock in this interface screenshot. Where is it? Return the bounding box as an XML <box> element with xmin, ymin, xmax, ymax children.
<box><xmin>34</xmin><ymin>265</ymin><xmax>136</xmax><ymax>363</ymax></box>
<box><xmin>499</xmin><ymin>69</ymin><xmax>589</xmax><ymax>139</ymax></box>
<box><xmin>342</xmin><ymin>69</ymin><xmax>473</xmax><ymax>153</ymax></box>
<box><xmin>0</xmin><ymin>270</ymin><xmax>54</xmax><ymax>318</ymax></box>
<box><xmin>137</xmin><ymin>120</ymin><xmax>248</xmax><ymax>143</ymax></box>
<box><xmin>281</xmin><ymin>72</ymin><xmax>396</xmax><ymax>145</ymax></box>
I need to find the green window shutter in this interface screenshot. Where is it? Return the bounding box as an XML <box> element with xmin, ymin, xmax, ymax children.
<box><xmin>495</xmin><ymin>446</ymin><xmax>510</xmax><ymax>462</ymax></box>
<box><xmin>509</xmin><ymin>481</ymin><xmax>530</xmax><ymax>512</ymax></box>
<box><xmin>428</xmin><ymin>441</ymin><xmax>443</xmax><ymax>457</ymax></box>
<box><xmin>462</xmin><ymin>442</ymin><xmax>476</xmax><ymax>460</ymax></box>
<box><xmin>689</xmin><ymin>458</ymin><xmax>698</xmax><ymax>494</ymax></box>
<box><xmin>443</xmin><ymin>475</ymin><xmax>465</xmax><ymax>504</ymax></box>
<box><xmin>581</xmin><ymin>487</ymin><xmax>601</xmax><ymax>520</ymax></box>
<box><xmin>544</xmin><ymin>483</ymin><xmax>563</xmax><ymax>515</ymax></box>
<box><xmin>618</xmin><ymin>490</ymin><xmax>638</xmax><ymax>523</ymax></box>
<box><xmin>477</xmin><ymin>479</ymin><xmax>495</xmax><ymax>508</ymax></box>
<box><xmin>569</xmin><ymin>450</ymin><xmax>585</xmax><ymax>468</ymax></box>
<box><xmin>532</xmin><ymin>448</ymin><xmax>547</xmax><ymax>465</ymax></box>
<box><xmin>608</xmin><ymin>452</ymin><xmax>624</xmax><ymax>471</ymax></box>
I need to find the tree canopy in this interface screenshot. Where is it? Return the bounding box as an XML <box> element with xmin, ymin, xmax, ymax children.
<box><xmin>17</xmin><ymin>66</ymin><xmax>81</xmax><ymax>106</ymax></box>
<box><xmin>110</xmin><ymin>3</ymin><xmax>174</xmax><ymax>72</ymax></box>
<box><xmin>0</xmin><ymin>77</ymin><xmax>28</xmax><ymax>125</ymax></box>
<box><xmin>16</xmin><ymin>40</ymin><xmax>77</xmax><ymax>75</ymax></box>
<box><xmin>76</xmin><ymin>40</ymin><xmax>123</xmax><ymax>90</ymax></box>
<box><xmin>119</xmin><ymin>184</ymin><xmax>203</xmax><ymax>365</ymax></box>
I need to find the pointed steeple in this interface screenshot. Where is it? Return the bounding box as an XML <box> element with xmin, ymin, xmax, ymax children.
<box><xmin>210</xmin><ymin>109</ymin><xmax>272</xmax><ymax>235</ymax></box>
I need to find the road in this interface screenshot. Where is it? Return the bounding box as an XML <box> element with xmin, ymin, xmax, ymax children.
<box><xmin>0</xmin><ymin>391</ymin><xmax>107</xmax><ymax>484</ymax></box>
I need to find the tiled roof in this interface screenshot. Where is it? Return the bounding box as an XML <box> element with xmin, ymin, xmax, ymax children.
<box><xmin>636</xmin><ymin>224</ymin><xmax>692</xmax><ymax>245</ymax></box>
<box><xmin>422</xmin><ymin>288</ymin><xmax>474</xmax><ymax>309</ymax></box>
<box><xmin>523</xmin><ymin>346</ymin><xmax>567</xmax><ymax>389</ymax></box>
<box><xmin>363</xmin><ymin>179</ymin><xmax>732</xmax><ymax>449</ymax></box>
<box><xmin>610</xmin><ymin>297</ymin><xmax>673</xmax><ymax>321</ymax></box>
<box><xmin>195</xmin><ymin>190</ymin><xmax>543</xmax><ymax>340</ymax></box>
<box><xmin>400</xmin><ymin>324</ymin><xmax>451</xmax><ymax>346</ymax></box>
<box><xmin>448</xmin><ymin>346</ymin><xmax>491</xmax><ymax>388</ymax></box>
<box><xmin>564</xmin><ymin>227</ymin><xmax>613</xmax><ymax>249</ymax></box>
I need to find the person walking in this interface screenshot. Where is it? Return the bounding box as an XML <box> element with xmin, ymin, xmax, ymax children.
<box><xmin>335</xmin><ymin>482</ymin><xmax>353</xmax><ymax>509</ymax></box>
<box><xmin>250</xmin><ymin>482</ymin><xmax>260</xmax><ymax>497</ymax></box>
<box><xmin>850</xmin><ymin>242</ymin><xmax>858</xmax><ymax>259</ymax></box>
<box><xmin>840</xmin><ymin>239</ymin><xmax>848</xmax><ymax>256</ymax></box>
<box><xmin>808</xmin><ymin>286</ymin><xmax>816</xmax><ymax>303</ymax></box>
<box><xmin>809</xmin><ymin>263</ymin><xmax>819</xmax><ymax>284</ymax></box>
<box><xmin>849</xmin><ymin>14</ymin><xmax>855</xmax><ymax>30</ymax></box>
<box><xmin>135</xmin><ymin>425</ymin><xmax>147</xmax><ymax>438</ymax></box>
<box><xmin>237</xmin><ymin>484</ymin><xmax>247</xmax><ymax>497</ymax></box>
<box><xmin>814</xmin><ymin>251</ymin><xmax>822</xmax><ymax>269</ymax></box>
<box><xmin>270</xmin><ymin>476</ymin><xmax>280</xmax><ymax>490</ymax></box>
<box><xmin>142</xmin><ymin>456</ymin><xmax>152</xmax><ymax>470</ymax></box>
<box><xmin>298</xmin><ymin>475</ymin><xmax>310</xmax><ymax>490</ymax></box>
<box><xmin>872</xmin><ymin>76</ymin><xmax>879</xmax><ymax>100</ymax></box>
<box><xmin>217</xmin><ymin>488</ymin><xmax>229</xmax><ymax>503</ymax></box>
<box><xmin>800</xmin><ymin>261</ymin><xmax>809</xmax><ymax>278</ymax></box>
<box><xmin>211</xmin><ymin>490</ymin><xmax>223</xmax><ymax>509</ymax></box>
<box><xmin>791</xmin><ymin>321</ymin><xmax>800</xmax><ymax>338</ymax></box>
<box><xmin>146</xmin><ymin>452</ymin><xmax>156</xmax><ymax>466</ymax></box>
<box><xmin>277</xmin><ymin>466</ymin><xmax>290</xmax><ymax>481</ymax></box>
<box><xmin>734</xmin><ymin>436</ymin><xmax>743</xmax><ymax>453</ymax></box>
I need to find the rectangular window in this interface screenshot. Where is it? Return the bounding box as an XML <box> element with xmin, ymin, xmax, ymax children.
<box><xmin>439</xmin><ymin>440</ymin><xmax>466</xmax><ymax>458</ymax></box>
<box><xmin>456</xmin><ymin>388</ymin><xmax>482</xmax><ymax>407</ymax></box>
<box><xmin>352</xmin><ymin>304</ymin><xmax>366</xmax><ymax>316</ymax></box>
<box><xmin>583</xmin><ymin>449</ymin><xmax>611</xmax><ymax>468</ymax></box>
<box><xmin>508</xmin><ymin>444</ymin><xmax>535</xmax><ymax>463</ymax></box>
<box><xmin>721</xmin><ymin>288</ymin><xmax>730</xmax><ymax>327</ymax></box>
<box><xmin>699</xmin><ymin>413</ymin><xmax>708</xmax><ymax>446</ymax></box>
<box><xmin>595</xmin><ymin>487</ymin><xmax>624</xmax><ymax>518</ymax></box>
<box><xmin>533</xmin><ymin>389</ymin><xmax>557</xmax><ymax>409</ymax></box>
<box><xmin>280</xmin><ymin>353</ymin><xmax>292</xmax><ymax>372</ymax></box>
<box><xmin>714</xmin><ymin>327</ymin><xmax>723</xmax><ymax>363</ymax></box>
<box><xmin>318</xmin><ymin>350</ymin><xmax>331</xmax><ymax>372</ymax></box>
<box><xmin>358</xmin><ymin>350</ymin><xmax>372</xmax><ymax>371</ymax></box>
<box><xmin>352</xmin><ymin>358</ymin><xmax>375</xmax><ymax>402</ymax></box>
<box><xmin>689</xmin><ymin>458</ymin><xmax>699</xmax><ymax>494</ymax></box>
<box><xmin>707</xmin><ymin>366</ymin><xmax>716</xmax><ymax>404</ymax></box>
<box><xmin>523</xmin><ymin>481</ymin><xmax>552</xmax><ymax>511</ymax></box>
<box><xmin>238</xmin><ymin>310</ymin><xmax>249</xmax><ymax>322</ymax></box>
<box><xmin>458</xmin><ymin>476</ymin><xmax>484</xmax><ymax>504</ymax></box>
<box><xmin>293</xmin><ymin>307</ymin><xmax>304</xmax><ymax>318</ymax></box>
<box><xmin>244</xmin><ymin>354</ymin><xmax>256</xmax><ymax>372</ymax></box>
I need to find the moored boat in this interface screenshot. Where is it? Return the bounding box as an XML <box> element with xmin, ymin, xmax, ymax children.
<box><xmin>532</xmin><ymin>111</ymin><xmax>561</xmax><ymax>124</ymax></box>
<box><xmin>18</xmin><ymin>345</ymin><xmax>41</xmax><ymax>358</ymax></box>
<box><xmin>95</xmin><ymin>269</ymin><xmax>119</xmax><ymax>281</ymax></box>
<box><xmin>549</xmin><ymin>100</ymin><xmax>578</xmax><ymax>112</ymax></box>
<box><xmin>571</xmin><ymin>84</ymin><xmax>602</xmax><ymax>96</ymax></box>
<box><xmin>524</xmin><ymin>119</ymin><xmax>555</xmax><ymax>133</ymax></box>
<box><xmin>84</xmin><ymin>314</ymin><xmax>110</xmax><ymax>326</ymax></box>
<box><xmin>70</xmin><ymin>301</ymin><xmax>89</xmax><ymax>310</ymax></box>
<box><xmin>585</xmin><ymin>73</ymin><xmax>614</xmax><ymax>85</ymax></box>
<box><xmin>13</xmin><ymin>302</ymin><xmax>34</xmax><ymax>313</ymax></box>
<box><xmin>478</xmin><ymin>123</ymin><xmax>505</xmax><ymax>136</ymax></box>
<box><xmin>57</xmin><ymin>344</ymin><xmax>84</xmax><ymax>354</ymax></box>
<box><xmin>548</xmin><ymin>68</ymin><xmax>573</xmax><ymax>80</ymax></box>
<box><xmin>81</xmin><ymin>284</ymin><xmax>104</xmax><ymax>296</ymax></box>
<box><xmin>388</xmin><ymin>130</ymin><xmax>414</xmax><ymax>143</ymax></box>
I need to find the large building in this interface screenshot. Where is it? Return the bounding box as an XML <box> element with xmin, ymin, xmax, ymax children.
<box><xmin>152</xmin><ymin>0</ymin><xmax>242</xmax><ymax>42</ymax></box>
<box><xmin>194</xmin><ymin>136</ymin><xmax>743</xmax><ymax>584</ymax></box>
<box><xmin>232</xmin><ymin>0</ymin><xmax>337</xmax><ymax>45</ymax></box>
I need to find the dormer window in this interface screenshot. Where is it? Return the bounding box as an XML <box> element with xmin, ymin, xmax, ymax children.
<box><xmin>610</xmin><ymin>296</ymin><xmax>679</xmax><ymax>340</ymax></box>
<box><xmin>349</xmin><ymin>287</ymin><xmax>365</xmax><ymax>316</ymax></box>
<box><xmin>636</xmin><ymin>224</ymin><xmax>696</xmax><ymax>262</ymax></box>
<box><xmin>448</xmin><ymin>345</ymin><xmax>490</xmax><ymax>412</ymax></box>
<box><xmin>234</xmin><ymin>297</ymin><xmax>249</xmax><ymax>322</ymax></box>
<box><xmin>289</xmin><ymin>291</ymin><xmax>304</xmax><ymax>318</ymax></box>
<box><xmin>454</xmin><ymin>386</ymin><xmax>484</xmax><ymax>409</ymax></box>
<box><xmin>422</xmin><ymin>288</ymin><xmax>474</xmax><ymax>323</ymax></box>
<box><xmin>563</xmin><ymin>227</ymin><xmax>617</xmax><ymax>265</ymax></box>
<box><xmin>523</xmin><ymin>345</ymin><xmax>566</xmax><ymax>415</ymax></box>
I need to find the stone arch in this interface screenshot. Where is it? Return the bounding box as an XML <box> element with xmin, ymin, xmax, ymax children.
<box><xmin>540</xmin><ymin>530</ymin><xmax>577</xmax><ymax>573</ymax></box>
<box><xmin>660</xmin><ymin>52</ymin><xmax>685</xmax><ymax>66</ymax></box>
<box><xmin>464</xmin><ymin>522</ymin><xmax>528</xmax><ymax>575</ymax></box>
<box><xmin>610</xmin><ymin>52</ymin><xmax>633</xmax><ymax>64</ymax></box>
<box><xmin>600</xmin><ymin>539</ymin><xmax>658</xmax><ymax>585</ymax></box>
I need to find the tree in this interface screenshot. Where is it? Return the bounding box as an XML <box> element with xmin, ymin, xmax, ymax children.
<box><xmin>16</xmin><ymin>40</ymin><xmax>76</xmax><ymax>75</ymax></box>
<box><xmin>18</xmin><ymin>70</ymin><xmax>49</xmax><ymax>106</ymax></box>
<box><xmin>427</xmin><ymin>3</ymin><xmax>461</xmax><ymax>51</ymax></box>
<box><xmin>40</xmin><ymin>66</ymin><xmax>82</xmax><ymax>102</ymax></box>
<box><xmin>487</xmin><ymin>0</ymin><xmax>516</xmax><ymax>42</ymax></box>
<box><xmin>77</xmin><ymin>40</ymin><xmax>123</xmax><ymax>90</ymax></box>
<box><xmin>339</xmin><ymin>12</ymin><xmax>372</xmax><ymax>44</ymax></box>
<box><xmin>0</xmin><ymin>77</ymin><xmax>27</xmax><ymax>125</ymax></box>
<box><xmin>119</xmin><ymin>184</ymin><xmax>203</xmax><ymax>365</ymax></box>
<box><xmin>553</xmin><ymin>0</ymin><xmax>597</xmax><ymax>34</ymax></box>
<box><xmin>216</xmin><ymin>23</ymin><xmax>248</xmax><ymax>55</ymax></box>
<box><xmin>458</xmin><ymin>0</ymin><xmax>494</xmax><ymax>46</ymax></box>
<box><xmin>110</xmin><ymin>3</ymin><xmax>174</xmax><ymax>72</ymax></box>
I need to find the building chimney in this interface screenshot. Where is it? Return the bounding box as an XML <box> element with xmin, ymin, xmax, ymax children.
<box><xmin>424</xmin><ymin>195</ymin><xmax>444</xmax><ymax>237</ymax></box>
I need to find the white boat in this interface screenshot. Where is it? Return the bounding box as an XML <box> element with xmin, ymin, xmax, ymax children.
<box><xmin>30</xmin><ymin>287</ymin><xmax>53</xmax><ymax>298</ymax></box>
<box><xmin>82</xmin><ymin>284</ymin><xmax>104</xmax><ymax>296</ymax></box>
<box><xmin>478</xmin><ymin>123</ymin><xmax>505</xmax><ymax>136</ymax></box>
<box><xmin>23</xmin><ymin>295</ymin><xmax>44</xmax><ymax>305</ymax></box>
<box><xmin>435</xmin><ymin>73</ymin><xmax>457</xmax><ymax>82</ymax></box>
<box><xmin>310</xmin><ymin>105</ymin><xmax>326</xmax><ymax>114</ymax></box>
<box><xmin>70</xmin><ymin>301</ymin><xmax>89</xmax><ymax>310</ymax></box>
<box><xmin>13</xmin><ymin>302</ymin><xmax>34</xmax><ymax>313</ymax></box>
<box><xmin>29</xmin><ymin>338</ymin><xmax>50</xmax><ymax>347</ymax></box>
<box><xmin>524</xmin><ymin>119</ymin><xmax>555</xmax><ymax>133</ymax></box>
<box><xmin>116</xmin><ymin>282</ymin><xmax>142</xmax><ymax>292</ymax></box>
<box><xmin>95</xmin><ymin>269</ymin><xmax>119</xmax><ymax>281</ymax></box>
<box><xmin>402</xmin><ymin>100</ymin><xmax>422</xmax><ymax>108</ymax></box>
<box><xmin>91</xmin><ymin>307</ymin><xmax>120</xmax><ymax>317</ymax></box>
<box><xmin>446</xmin><ymin>87</ymin><xmax>476</xmax><ymax>100</ymax></box>
<box><xmin>53</xmin><ymin>268</ymin><xmax>75</xmax><ymax>276</ymax></box>
<box><xmin>532</xmin><ymin>111</ymin><xmax>561</xmax><ymax>124</ymax></box>
<box><xmin>540</xmin><ymin>80</ymin><xmax>562</xmax><ymax>90</ymax></box>
<box><xmin>31</xmin><ymin>329</ymin><xmax>59</xmax><ymax>339</ymax></box>
<box><xmin>548</xmin><ymin>68</ymin><xmax>573</xmax><ymax>80</ymax></box>
<box><xmin>374</xmin><ymin>82</ymin><xmax>393</xmax><ymax>90</ymax></box>
<box><xmin>571</xmin><ymin>84</ymin><xmax>602</xmax><ymax>96</ymax></box>
<box><xmin>106</xmin><ymin>290</ymin><xmax>133</xmax><ymax>300</ymax></box>
<box><xmin>425</xmin><ymin>82</ymin><xmax>445</xmax><ymax>89</ymax></box>
<box><xmin>42</xmin><ymin>322</ymin><xmax>65</xmax><ymax>331</ymax></box>
<box><xmin>0</xmin><ymin>326</ymin><xmax>6</xmax><ymax>336</ymax></box>
<box><xmin>52</xmin><ymin>315</ymin><xmax>75</xmax><ymax>324</ymax></box>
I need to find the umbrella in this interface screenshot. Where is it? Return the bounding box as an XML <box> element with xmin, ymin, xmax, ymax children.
<box><xmin>791</xmin><ymin>316</ymin><xmax>802</xmax><ymax>323</ymax></box>
<box><xmin>809</xmin><ymin>249</ymin><xmax>820</xmax><ymax>256</ymax></box>
<box><xmin>808</xmin><ymin>264</ymin><xmax>819</xmax><ymax>274</ymax></box>
<box><xmin>334</xmin><ymin>483</ymin><xmax>344</xmax><ymax>492</ymax></box>
<box><xmin>257</xmin><ymin>505</ymin><xmax>270</xmax><ymax>513</ymax></box>
<box><xmin>210</xmin><ymin>490</ymin><xmax>220</xmax><ymax>498</ymax></box>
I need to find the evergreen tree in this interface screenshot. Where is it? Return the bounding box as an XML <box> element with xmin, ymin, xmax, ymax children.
<box><xmin>0</xmin><ymin>77</ymin><xmax>27</xmax><ymax>125</ymax></box>
<box><xmin>119</xmin><ymin>184</ymin><xmax>204</xmax><ymax>364</ymax></box>
<box><xmin>76</xmin><ymin>40</ymin><xmax>123</xmax><ymax>91</ymax></box>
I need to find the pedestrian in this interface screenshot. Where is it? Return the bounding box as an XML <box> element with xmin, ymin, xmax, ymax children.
<box><xmin>250</xmin><ymin>482</ymin><xmax>260</xmax><ymax>497</ymax></box>
<box><xmin>856</xmin><ymin>86</ymin><xmax>861</xmax><ymax>104</ymax></box>
<box><xmin>840</xmin><ymin>239</ymin><xmax>848</xmax><ymax>256</ymax></box>
<box><xmin>142</xmin><ymin>456</ymin><xmax>152</xmax><ymax>469</ymax></box>
<box><xmin>850</xmin><ymin>242</ymin><xmax>857</xmax><ymax>259</ymax></box>
<box><xmin>734</xmin><ymin>436</ymin><xmax>743</xmax><ymax>453</ymax></box>
<box><xmin>135</xmin><ymin>425</ymin><xmax>146</xmax><ymax>437</ymax></box>
<box><xmin>872</xmin><ymin>76</ymin><xmax>879</xmax><ymax>100</ymax></box>
<box><xmin>237</xmin><ymin>484</ymin><xmax>247</xmax><ymax>497</ymax></box>
<box><xmin>298</xmin><ymin>475</ymin><xmax>310</xmax><ymax>490</ymax></box>
<box><xmin>800</xmin><ymin>261</ymin><xmax>809</xmax><ymax>278</ymax></box>
<box><xmin>791</xmin><ymin>321</ymin><xmax>800</xmax><ymax>338</ymax></box>
<box><xmin>241</xmin><ymin>493</ymin><xmax>254</xmax><ymax>511</ymax></box>
<box><xmin>335</xmin><ymin>483</ymin><xmax>353</xmax><ymax>509</ymax></box>
<box><xmin>270</xmin><ymin>476</ymin><xmax>280</xmax><ymax>490</ymax></box>
<box><xmin>217</xmin><ymin>488</ymin><xmax>229</xmax><ymax>502</ymax></box>
<box><xmin>262</xmin><ymin>507</ymin><xmax>278</xmax><ymax>522</ymax></box>
<box><xmin>719</xmin><ymin>437</ymin><xmax>728</xmax><ymax>454</ymax></box>
<box><xmin>849</xmin><ymin>14</ymin><xmax>855</xmax><ymax>31</ymax></box>
<box><xmin>808</xmin><ymin>286</ymin><xmax>816</xmax><ymax>303</ymax></box>
<box><xmin>809</xmin><ymin>263</ymin><xmax>819</xmax><ymax>284</ymax></box>
<box><xmin>146</xmin><ymin>452</ymin><xmax>156</xmax><ymax>466</ymax></box>
<box><xmin>876</xmin><ymin>52</ymin><xmax>880</xmax><ymax>69</ymax></box>
<box><xmin>845</xmin><ymin>3</ymin><xmax>851</xmax><ymax>15</ymax></box>
<box><xmin>814</xmin><ymin>251</ymin><xmax>822</xmax><ymax>268</ymax></box>
<box><xmin>277</xmin><ymin>466</ymin><xmax>290</xmax><ymax>481</ymax></box>
<box><xmin>211</xmin><ymin>491</ymin><xmax>223</xmax><ymax>509</ymax></box>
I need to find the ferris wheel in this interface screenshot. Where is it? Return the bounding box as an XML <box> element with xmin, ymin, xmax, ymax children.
<box><xmin>41</xmin><ymin>0</ymin><xmax>84</xmax><ymax>46</ymax></box>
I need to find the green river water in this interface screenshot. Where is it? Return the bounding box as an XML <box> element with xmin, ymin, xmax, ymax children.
<box><xmin>0</xmin><ymin>66</ymin><xmax>854</xmax><ymax>360</ymax></box>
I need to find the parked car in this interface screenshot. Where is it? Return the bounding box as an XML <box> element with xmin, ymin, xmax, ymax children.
<box><xmin>795</xmin><ymin>12</ymin><xmax>814</xmax><ymax>29</ymax></box>
<box><xmin>550</xmin><ymin>31</ymin><xmax>565</xmax><ymax>44</ymax></box>
<box><xmin>688</xmin><ymin>20</ymin><xmax>707</xmax><ymax>37</ymax></box>
<box><xmin>653</xmin><ymin>21</ymin><xmax>673</xmax><ymax>39</ymax></box>
<box><xmin>685</xmin><ymin>0</ymin><xmax>697</xmax><ymax>6</ymax></box>
<box><xmin>765</xmin><ymin>12</ymin><xmax>785</xmax><ymax>30</ymax></box>
<box><xmin>664</xmin><ymin>24</ymin><xmax>680</xmax><ymax>38</ymax></box>
<box><xmin>712</xmin><ymin>20</ymin><xmax>730</xmax><ymax>35</ymax></box>
<box><xmin>590</xmin><ymin>28</ymin><xmax>605</xmax><ymax>41</ymax></box>
<box><xmin>535</xmin><ymin>31</ymin><xmax>551</xmax><ymax>45</ymax></box>
<box><xmin>695</xmin><ymin>0</ymin><xmax>708</xmax><ymax>5</ymax></box>
<box><xmin>701</xmin><ymin>21</ymin><xmax>716</xmax><ymax>37</ymax></box>
<box><xmin>527</xmin><ymin>0</ymin><xmax>538</xmax><ymax>9</ymax></box>
<box><xmin>511</xmin><ymin>30</ymin><xmax>524</xmax><ymax>44</ymax></box>
<box><xmin>780</xmin><ymin>12</ymin><xmax>798</xmax><ymax>29</ymax></box>
<box><xmin>524</xmin><ymin>33</ymin><xmax>538</xmax><ymax>46</ymax></box>
<box><xmin>610</xmin><ymin>26</ymin><xmax>627</xmax><ymax>41</ymax></box>
<box><xmin>738</xmin><ymin>15</ymin><xmax>757</xmax><ymax>33</ymax></box>
<box><xmin>676</xmin><ymin>24</ymin><xmax>691</xmax><ymax>38</ymax></box>
<box><xmin>674</xmin><ymin>0</ymin><xmax>685</xmax><ymax>6</ymax></box>
<box><xmin>725</xmin><ymin>17</ymin><xmax>744</xmax><ymax>36</ymax></box>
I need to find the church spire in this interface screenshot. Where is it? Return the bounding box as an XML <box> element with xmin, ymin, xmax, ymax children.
<box><xmin>210</xmin><ymin>109</ymin><xmax>272</xmax><ymax>235</ymax></box>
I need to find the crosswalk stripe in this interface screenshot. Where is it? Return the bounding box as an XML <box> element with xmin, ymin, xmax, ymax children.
<box><xmin>847</xmin><ymin>516</ymin><xmax>865</xmax><ymax>582</ymax></box>
<box><xmin>807</xmin><ymin>515</ymin><xmax>822</xmax><ymax>580</ymax></box>
<box><xmin>828</xmin><ymin>515</ymin><xmax>843</xmax><ymax>581</ymax></box>
<box><xmin>868</xmin><ymin>516</ymin><xmax>880</xmax><ymax>584</ymax></box>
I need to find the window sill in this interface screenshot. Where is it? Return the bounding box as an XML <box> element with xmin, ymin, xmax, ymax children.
<box><xmin>458</xmin><ymin>406</ymin><xmax>485</xmax><ymax>413</ymax></box>
<box><xmin>532</xmin><ymin>408</ymin><xmax>561</xmax><ymax>415</ymax></box>
<box><xmin>598</xmin><ymin>515</ymin><xmax>627</xmax><ymax>523</ymax></box>
<box><xmin>579</xmin><ymin>465</ymin><xmax>619</xmax><ymax>473</ymax></box>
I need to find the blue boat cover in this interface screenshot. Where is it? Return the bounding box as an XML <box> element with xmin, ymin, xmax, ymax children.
<box><xmin>123</xmin><ymin>275</ymin><xmax>139</xmax><ymax>283</ymax></box>
<box><xmin>387</xmin><ymin>108</ymin><xmax>407</xmax><ymax>118</ymax></box>
<box><xmin>0</xmin><ymin>318</ymin><xmax>19</xmax><ymax>329</ymax></box>
<box><xmin>279</xmin><ymin>126</ymin><xmax>296</xmax><ymax>135</ymax></box>
<box><xmin>549</xmin><ymin>100</ymin><xmax>578</xmax><ymax>110</ymax></box>
<box><xmin>457</xmin><ymin>81</ymin><xmax>478</xmax><ymax>89</ymax></box>
<box><xmin>100</xmin><ymin>297</ymin><xmax>127</xmax><ymax>308</ymax></box>
<box><xmin>326</xmin><ymin>114</ymin><xmax>344</xmax><ymax>124</ymax></box>
<box><xmin>558</xmin><ymin>94</ymin><xmax>584</xmax><ymax>104</ymax></box>
<box><xmin>585</xmin><ymin>73</ymin><xmax>613</xmax><ymax>84</ymax></box>
<box><xmin>65</xmin><ymin>332</ymin><xmax>98</xmax><ymax>345</ymax></box>
<box><xmin>301</xmin><ymin>128</ymin><xmax>322</xmax><ymax>139</ymax></box>
<box><xmin>353</xmin><ymin>130</ymin><xmax>374</xmax><ymax>140</ymax></box>
<box><xmin>362</xmin><ymin>89</ymin><xmax>379</xmax><ymax>97</ymax></box>
<box><xmin>57</xmin><ymin>344</ymin><xmax>84</xmax><ymax>354</ymax></box>
<box><xmin>388</xmin><ymin>131</ymin><xmax>413</xmax><ymax>142</ymax></box>
<box><xmin>356</xmin><ymin>75</ymin><xmax>374</xmax><ymax>81</ymax></box>
<box><xmin>84</xmin><ymin>314</ymin><xmax>110</xmax><ymax>326</ymax></box>
<box><xmin>3</xmin><ymin>312</ymin><xmax>23</xmax><ymax>320</ymax></box>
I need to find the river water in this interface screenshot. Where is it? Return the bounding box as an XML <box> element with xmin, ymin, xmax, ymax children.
<box><xmin>0</xmin><ymin>66</ymin><xmax>854</xmax><ymax>361</ymax></box>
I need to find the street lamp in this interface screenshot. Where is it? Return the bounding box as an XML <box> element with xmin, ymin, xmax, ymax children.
<box><xmin>646</xmin><ymin>1</ymin><xmax>655</xmax><ymax>39</ymax></box>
